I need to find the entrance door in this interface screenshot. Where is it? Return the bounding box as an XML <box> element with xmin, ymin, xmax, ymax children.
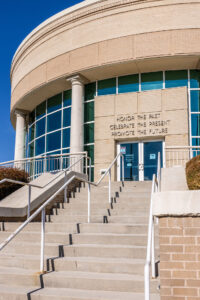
<box><xmin>119</xmin><ymin>141</ymin><xmax>163</xmax><ymax>181</ymax></box>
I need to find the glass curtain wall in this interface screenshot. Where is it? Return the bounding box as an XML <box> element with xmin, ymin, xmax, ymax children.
<box><xmin>27</xmin><ymin>70</ymin><xmax>200</xmax><ymax>179</ymax></box>
<box><xmin>27</xmin><ymin>90</ymin><xmax>72</xmax><ymax>159</ymax></box>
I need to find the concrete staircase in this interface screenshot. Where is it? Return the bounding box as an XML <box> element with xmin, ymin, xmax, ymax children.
<box><xmin>0</xmin><ymin>181</ymin><xmax>160</xmax><ymax>299</ymax></box>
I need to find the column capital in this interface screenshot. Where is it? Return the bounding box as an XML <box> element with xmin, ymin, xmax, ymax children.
<box><xmin>66</xmin><ymin>74</ymin><xmax>89</xmax><ymax>85</ymax></box>
<box><xmin>15</xmin><ymin>109</ymin><xmax>29</xmax><ymax>117</ymax></box>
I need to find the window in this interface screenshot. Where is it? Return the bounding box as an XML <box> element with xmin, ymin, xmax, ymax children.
<box><xmin>141</xmin><ymin>72</ymin><xmax>163</xmax><ymax>91</ymax></box>
<box><xmin>85</xmin><ymin>83</ymin><xmax>96</xmax><ymax>101</ymax></box>
<box><xmin>47</xmin><ymin>111</ymin><xmax>61</xmax><ymax>132</ymax></box>
<box><xmin>98</xmin><ymin>78</ymin><xmax>116</xmax><ymax>96</ymax></box>
<box><xmin>28</xmin><ymin>124</ymin><xmax>35</xmax><ymax>143</ymax></box>
<box><xmin>84</xmin><ymin>102</ymin><xmax>94</xmax><ymax>122</ymax></box>
<box><xmin>190</xmin><ymin>90</ymin><xmax>200</xmax><ymax>112</ymax></box>
<box><xmin>35</xmin><ymin>137</ymin><xmax>45</xmax><ymax>156</ymax></box>
<box><xmin>165</xmin><ymin>70</ymin><xmax>188</xmax><ymax>88</ymax></box>
<box><xmin>63</xmin><ymin>128</ymin><xmax>70</xmax><ymax>148</ymax></box>
<box><xmin>191</xmin><ymin>114</ymin><xmax>200</xmax><ymax>137</ymax></box>
<box><xmin>84</xmin><ymin>123</ymin><xmax>94</xmax><ymax>144</ymax></box>
<box><xmin>63</xmin><ymin>90</ymin><xmax>72</xmax><ymax>107</ymax></box>
<box><xmin>36</xmin><ymin>117</ymin><xmax>45</xmax><ymax>137</ymax></box>
<box><xmin>36</xmin><ymin>102</ymin><xmax>46</xmax><ymax>120</ymax></box>
<box><xmin>47</xmin><ymin>94</ymin><xmax>62</xmax><ymax>113</ymax></box>
<box><xmin>47</xmin><ymin>131</ymin><xmax>61</xmax><ymax>152</ymax></box>
<box><xmin>118</xmin><ymin>74</ymin><xmax>139</xmax><ymax>93</ymax></box>
<box><xmin>63</xmin><ymin>108</ymin><xmax>71</xmax><ymax>128</ymax></box>
<box><xmin>190</xmin><ymin>70</ymin><xmax>200</xmax><ymax>89</ymax></box>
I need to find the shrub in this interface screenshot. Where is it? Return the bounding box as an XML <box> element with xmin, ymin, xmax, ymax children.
<box><xmin>186</xmin><ymin>155</ymin><xmax>200</xmax><ymax>190</ymax></box>
<box><xmin>0</xmin><ymin>167</ymin><xmax>29</xmax><ymax>200</ymax></box>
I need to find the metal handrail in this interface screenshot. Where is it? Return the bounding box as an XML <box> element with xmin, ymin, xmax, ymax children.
<box><xmin>0</xmin><ymin>152</ymin><xmax>125</xmax><ymax>273</ymax></box>
<box><xmin>144</xmin><ymin>152</ymin><xmax>161</xmax><ymax>300</ymax></box>
<box><xmin>0</xmin><ymin>152</ymin><xmax>88</xmax><ymax>166</ymax></box>
<box><xmin>0</xmin><ymin>155</ymin><xmax>87</xmax><ymax>218</ymax></box>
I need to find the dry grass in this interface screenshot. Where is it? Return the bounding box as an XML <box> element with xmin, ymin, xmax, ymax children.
<box><xmin>186</xmin><ymin>155</ymin><xmax>200</xmax><ymax>190</ymax></box>
<box><xmin>0</xmin><ymin>167</ymin><xmax>29</xmax><ymax>200</ymax></box>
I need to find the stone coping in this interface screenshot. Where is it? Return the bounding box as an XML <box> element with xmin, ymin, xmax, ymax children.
<box><xmin>153</xmin><ymin>190</ymin><xmax>200</xmax><ymax>217</ymax></box>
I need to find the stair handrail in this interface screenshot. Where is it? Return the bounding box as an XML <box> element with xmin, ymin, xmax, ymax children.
<box><xmin>0</xmin><ymin>154</ymin><xmax>88</xmax><ymax>218</ymax></box>
<box><xmin>144</xmin><ymin>152</ymin><xmax>161</xmax><ymax>300</ymax></box>
<box><xmin>0</xmin><ymin>152</ymin><xmax>125</xmax><ymax>273</ymax></box>
<box><xmin>0</xmin><ymin>152</ymin><xmax>90</xmax><ymax>181</ymax></box>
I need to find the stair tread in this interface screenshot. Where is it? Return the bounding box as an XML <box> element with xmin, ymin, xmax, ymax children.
<box><xmin>0</xmin><ymin>266</ymin><xmax>38</xmax><ymax>274</ymax></box>
<box><xmin>46</xmin><ymin>270</ymin><xmax>144</xmax><ymax>280</ymax></box>
<box><xmin>56</xmin><ymin>256</ymin><xmax>145</xmax><ymax>263</ymax></box>
<box><xmin>32</xmin><ymin>287</ymin><xmax>159</xmax><ymax>299</ymax></box>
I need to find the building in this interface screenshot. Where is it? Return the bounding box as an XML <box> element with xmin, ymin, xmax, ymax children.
<box><xmin>11</xmin><ymin>0</ymin><xmax>200</xmax><ymax>182</ymax></box>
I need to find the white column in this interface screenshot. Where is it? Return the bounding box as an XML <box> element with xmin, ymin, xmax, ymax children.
<box><xmin>14</xmin><ymin>110</ymin><xmax>26</xmax><ymax>162</ymax></box>
<box><xmin>67</xmin><ymin>75</ymin><xmax>85</xmax><ymax>172</ymax></box>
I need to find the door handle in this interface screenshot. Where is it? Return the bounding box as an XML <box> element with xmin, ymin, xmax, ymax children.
<box><xmin>139</xmin><ymin>164</ymin><xmax>144</xmax><ymax>170</ymax></box>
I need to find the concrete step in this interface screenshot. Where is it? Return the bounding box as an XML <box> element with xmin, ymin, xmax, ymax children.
<box><xmin>31</xmin><ymin>287</ymin><xmax>160</xmax><ymax>300</ymax></box>
<box><xmin>79</xmin><ymin>223</ymin><xmax>148</xmax><ymax>234</ymax></box>
<box><xmin>51</xmin><ymin>208</ymin><xmax>109</xmax><ymax>215</ymax></box>
<box><xmin>63</xmin><ymin>244</ymin><xmax>147</xmax><ymax>259</ymax></box>
<box><xmin>0</xmin><ymin>231</ymin><xmax>71</xmax><ymax>244</ymax></box>
<box><xmin>42</xmin><ymin>271</ymin><xmax>158</xmax><ymax>293</ymax></box>
<box><xmin>53</xmin><ymin>257</ymin><xmax>145</xmax><ymax>275</ymax></box>
<box><xmin>49</xmin><ymin>215</ymin><xmax>104</xmax><ymax>223</ymax></box>
<box><xmin>110</xmin><ymin>209</ymin><xmax>149</xmax><ymax>215</ymax></box>
<box><xmin>1</xmin><ymin>222</ymin><xmax>78</xmax><ymax>233</ymax></box>
<box><xmin>71</xmin><ymin>233</ymin><xmax>148</xmax><ymax>246</ymax></box>
<box><xmin>0</xmin><ymin>267</ymin><xmax>40</xmax><ymax>287</ymax></box>
<box><xmin>0</xmin><ymin>285</ymin><xmax>38</xmax><ymax>300</ymax></box>
<box><xmin>0</xmin><ymin>253</ymin><xmax>48</xmax><ymax>270</ymax></box>
<box><xmin>0</xmin><ymin>241</ymin><xmax>61</xmax><ymax>257</ymax></box>
<box><xmin>108</xmin><ymin>216</ymin><xmax>149</xmax><ymax>223</ymax></box>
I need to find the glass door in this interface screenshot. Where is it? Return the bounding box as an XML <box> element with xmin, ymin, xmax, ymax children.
<box><xmin>118</xmin><ymin>140</ymin><xmax>163</xmax><ymax>181</ymax></box>
<box><xmin>120</xmin><ymin>143</ymin><xmax>139</xmax><ymax>181</ymax></box>
<box><xmin>143</xmin><ymin>141</ymin><xmax>163</xmax><ymax>180</ymax></box>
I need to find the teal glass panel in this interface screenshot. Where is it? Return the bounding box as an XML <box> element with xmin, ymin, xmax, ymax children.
<box><xmin>190</xmin><ymin>70</ymin><xmax>200</xmax><ymax>89</ymax></box>
<box><xmin>28</xmin><ymin>124</ymin><xmax>35</xmax><ymax>143</ymax></box>
<box><xmin>35</xmin><ymin>137</ymin><xmax>45</xmax><ymax>156</ymax></box>
<box><xmin>118</xmin><ymin>74</ymin><xmax>139</xmax><ymax>93</ymax></box>
<box><xmin>191</xmin><ymin>114</ymin><xmax>200</xmax><ymax>136</ymax></box>
<box><xmin>63</xmin><ymin>128</ymin><xmax>70</xmax><ymax>148</ymax></box>
<box><xmin>47</xmin><ymin>93</ymin><xmax>62</xmax><ymax>113</ymax></box>
<box><xmin>84</xmin><ymin>123</ymin><xmax>94</xmax><ymax>144</ymax></box>
<box><xmin>85</xmin><ymin>82</ymin><xmax>96</xmax><ymax>101</ymax></box>
<box><xmin>98</xmin><ymin>78</ymin><xmax>116</xmax><ymax>96</ymax></box>
<box><xmin>84</xmin><ymin>102</ymin><xmax>94</xmax><ymax>122</ymax></box>
<box><xmin>47</xmin><ymin>130</ymin><xmax>61</xmax><ymax>152</ymax></box>
<box><xmin>190</xmin><ymin>90</ymin><xmax>200</xmax><ymax>112</ymax></box>
<box><xmin>36</xmin><ymin>102</ymin><xmax>46</xmax><ymax>120</ymax></box>
<box><xmin>63</xmin><ymin>108</ymin><xmax>71</xmax><ymax>128</ymax></box>
<box><xmin>141</xmin><ymin>72</ymin><xmax>163</xmax><ymax>91</ymax></box>
<box><xmin>63</xmin><ymin>90</ymin><xmax>72</xmax><ymax>107</ymax></box>
<box><xmin>84</xmin><ymin>144</ymin><xmax>94</xmax><ymax>165</ymax></box>
<box><xmin>63</xmin><ymin>149</ymin><xmax>70</xmax><ymax>153</ymax></box>
<box><xmin>47</xmin><ymin>111</ymin><xmax>61</xmax><ymax>132</ymax></box>
<box><xmin>165</xmin><ymin>70</ymin><xmax>188</xmax><ymax>88</ymax></box>
<box><xmin>36</xmin><ymin>117</ymin><xmax>45</xmax><ymax>138</ymax></box>
<box><xmin>29</xmin><ymin>111</ymin><xmax>35</xmax><ymax>125</ymax></box>
<box><xmin>28</xmin><ymin>142</ymin><xmax>34</xmax><ymax>157</ymax></box>
<box><xmin>192</xmin><ymin>138</ymin><xmax>200</xmax><ymax>146</ymax></box>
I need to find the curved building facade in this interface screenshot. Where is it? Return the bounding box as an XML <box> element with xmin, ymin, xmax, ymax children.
<box><xmin>11</xmin><ymin>0</ymin><xmax>200</xmax><ymax>181</ymax></box>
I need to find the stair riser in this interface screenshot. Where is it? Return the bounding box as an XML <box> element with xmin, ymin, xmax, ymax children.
<box><xmin>49</xmin><ymin>216</ymin><xmax>103</xmax><ymax>223</ymax></box>
<box><xmin>42</xmin><ymin>276</ymin><xmax>156</xmax><ymax>293</ymax></box>
<box><xmin>0</xmin><ymin>273</ymin><xmax>40</xmax><ymax>287</ymax></box>
<box><xmin>54</xmin><ymin>260</ymin><xmax>144</xmax><ymax>275</ymax></box>
<box><xmin>0</xmin><ymin>233</ymin><xmax>70</xmax><ymax>244</ymax></box>
<box><xmin>1</xmin><ymin>223</ymin><xmax>77</xmax><ymax>233</ymax></box>
<box><xmin>0</xmin><ymin>257</ymin><xmax>43</xmax><ymax>270</ymax></box>
<box><xmin>79</xmin><ymin>224</ymin><xmax>148</xmax><ymax>234</ymax></box>
<box><xmin>63</xmin><ymin>247</ymin><xmax>146</xmax><ymax>259</ymax></box>
<box><xmin>108</xmin><ymin>216</ymin><xmax>149</xmax><ymax>223</ymax></box>
<box><xmin>71</xmin><ymin>235</ymin><xmax>148</xmax><ymax>246</ymax></box>
<box><xmin>1</xmin><ymin>244</ymin><xmax>60</xmax><ymax>257</ymax></box>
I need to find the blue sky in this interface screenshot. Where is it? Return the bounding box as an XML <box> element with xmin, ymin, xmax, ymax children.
<box><xmin>0</xmin><ymin>0</ymin><xmax>82</xmax><ymax>162</ymax></box>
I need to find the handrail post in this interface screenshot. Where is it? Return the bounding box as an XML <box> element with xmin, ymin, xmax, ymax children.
<box><xmin>27</xmin><ymin>186</ymin><xmax>31</xmax><ymax>219</ymax></box>
<box><xmin>89</xmin><ymin>157</ymin><xmax>92</xmax><ymax>182</ymax></box>
<box><xmin>40</xmin><ymin>208</ymin><xmax>45</xmax><ymax>273</ymax></box>
<box><xmin>109</xmin><ymin>169</ymin><xmax>111</xmax><ymax>204</ymax></box>
<box><xmin>88</xmin><ymin>183</ymin><xmax>91</xmax><ymax>223</ymax></box>
<box><xmin>122</xmin><ymin>155</ymin><xmax>125</xmax><ymax>183</ymax></box>
<box><xmin>151</xmin><ymin>216</ymin><xmax>156</xmax><ymax>278</ymax></box>
<box><xmin>64</xmin><ymin>170</ymin><xmax>67</xmax><ymax>203</ymax></box>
